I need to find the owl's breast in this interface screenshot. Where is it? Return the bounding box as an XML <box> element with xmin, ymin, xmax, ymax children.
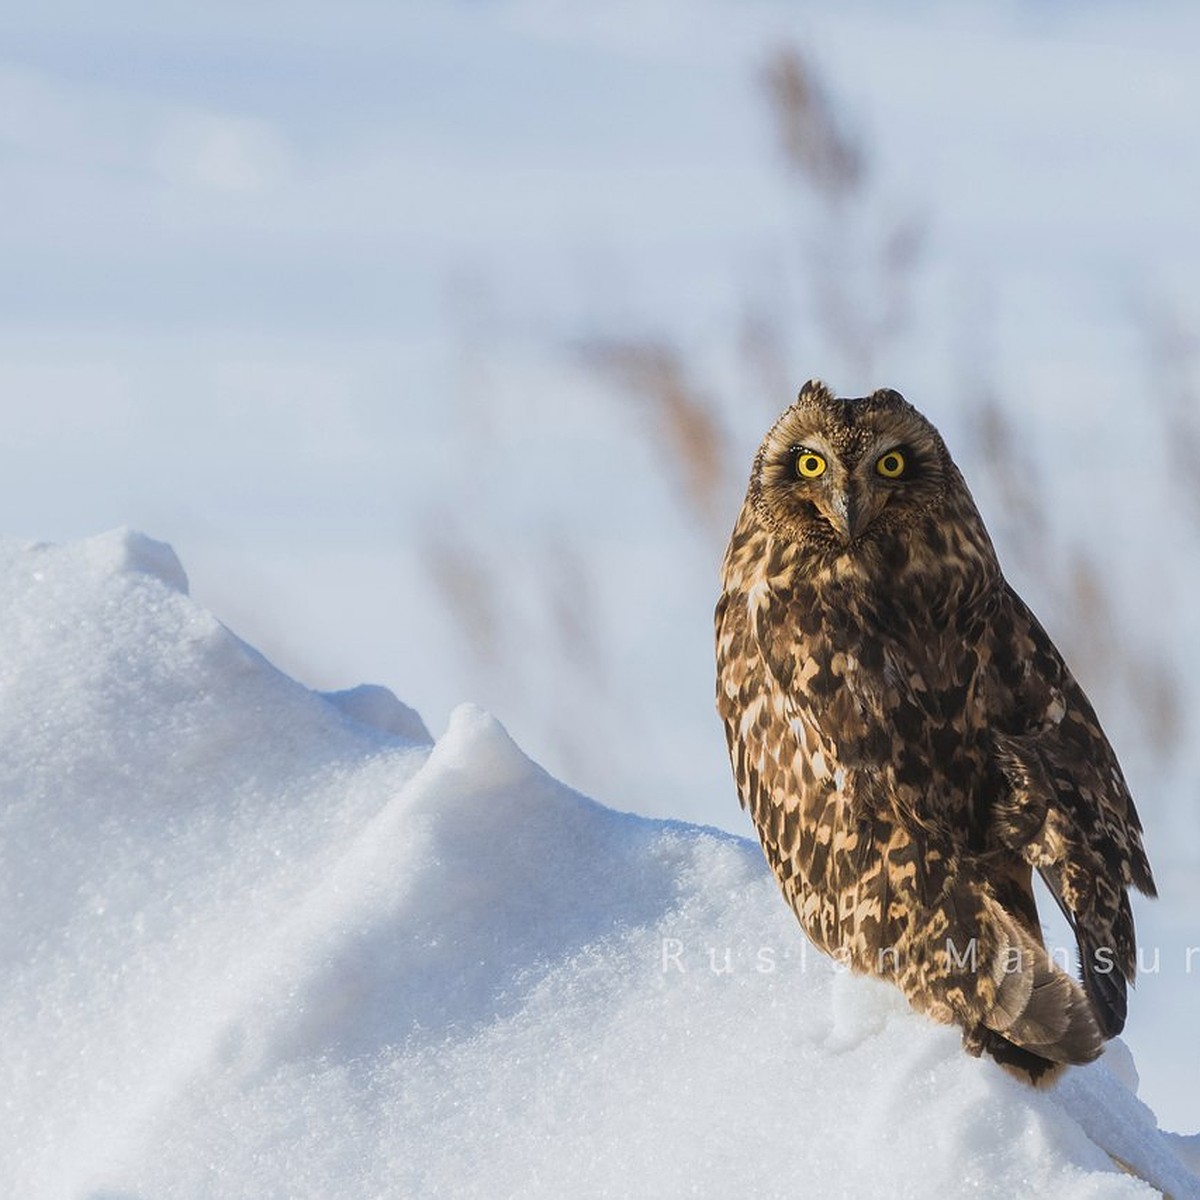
<box><xmin>786</xmin><ymin>584</ymin><xmax>995</xmax><ymax>822</ymax></box>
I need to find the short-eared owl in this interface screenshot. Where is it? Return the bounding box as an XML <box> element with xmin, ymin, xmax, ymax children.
<box><xmin>715</xmin><ymin>380</ymin><xmax>1155</xmax><ymax>1081</ymax></box>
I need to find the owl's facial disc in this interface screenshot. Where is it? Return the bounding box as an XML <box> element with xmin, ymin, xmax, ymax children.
<box><xmin>764</xmin><ymin>436</ymin><xmax>892</xmax><ymax>547</ymax></box>
<box><xmin>751</xmin><ymin>385</ymin><xmax>952</xmax><ymax>554</ymax></box>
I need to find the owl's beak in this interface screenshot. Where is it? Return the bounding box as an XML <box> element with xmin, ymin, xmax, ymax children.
<box><xmin>828</xmin><ymin>487</ymin><xmax>870</xmax><ymax>544</ymax></box>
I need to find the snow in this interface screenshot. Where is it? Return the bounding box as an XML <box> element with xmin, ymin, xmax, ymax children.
<box><xmin>1</xmin><ymin>529</ymin><xmax>1196</xmax><ymax>1198</ymax></box>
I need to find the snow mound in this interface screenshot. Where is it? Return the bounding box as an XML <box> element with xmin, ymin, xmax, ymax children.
<box><xmin>1</xmin><ymin>531</ymin><xmax>1195</xmax><ymax>1199</ymax></box>
<box><xmin>320</xmin><ymin>682</ymin><xmax>432</xmax><ymax>743</ymax></box>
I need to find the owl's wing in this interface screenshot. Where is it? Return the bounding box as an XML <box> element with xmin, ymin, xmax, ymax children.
<box><xmin>715</xmin><ymin>581</ymin><xmax>791</xmax><ymax>826</ymax></box>
<box><xmin>989</xmin><ymin>584</ymin><xmax>1155</xmax><ymax>1038</ymax></box>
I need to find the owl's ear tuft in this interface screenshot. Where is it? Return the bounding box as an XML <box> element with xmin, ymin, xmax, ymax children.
<box><xmin>798</xmin><ymin>379</ymin><xmax>834</xmax><ymax>404</ymax></box>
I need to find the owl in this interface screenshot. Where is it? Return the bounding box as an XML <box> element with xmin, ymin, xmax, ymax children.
<box><xmin>715</xmin><ymin>380</ymin><xmax>1155</xmax><ymax>1082</ymax></box>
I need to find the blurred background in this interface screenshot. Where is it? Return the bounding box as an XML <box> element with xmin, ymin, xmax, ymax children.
<box><xmin>2</xmin><ymin>0</ymin><xmax>1198</xmax><ymax>1126</ymax></box>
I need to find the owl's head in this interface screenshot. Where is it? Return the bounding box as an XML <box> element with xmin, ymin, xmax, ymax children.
<box><xmin>750</xmin><ymin>380</ymin><xmax>958</xmax><ymax>555</ymax></box>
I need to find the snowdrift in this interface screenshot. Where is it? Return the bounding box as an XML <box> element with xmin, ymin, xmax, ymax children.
<box><xmin>1</xmin><ymin>530</ymin><xmax>1196</xmax><ymax>1199</ymax></box>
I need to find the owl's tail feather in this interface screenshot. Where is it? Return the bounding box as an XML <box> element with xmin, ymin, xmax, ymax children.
<box><xmin>932</xmin><ymin>884</ymin><xmax>1103</xmax><ymax>1083</ymax></box>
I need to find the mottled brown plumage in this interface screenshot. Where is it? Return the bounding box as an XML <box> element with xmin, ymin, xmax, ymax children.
<box><xmin>715</xmin><ymin>380</ymin><xmax>1155</xmax><ymax>1082</ymax></box>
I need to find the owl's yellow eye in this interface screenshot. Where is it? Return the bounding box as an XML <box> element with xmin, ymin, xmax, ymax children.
<box><xmin>876</xmin><ymin>449</ymin><xmax>906</xmax><ymax>479</ymax></box>
<box><xmin>795</xmin><ymin>451</ymin><xmax>827</xmax><ymax>479</ymax></box>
